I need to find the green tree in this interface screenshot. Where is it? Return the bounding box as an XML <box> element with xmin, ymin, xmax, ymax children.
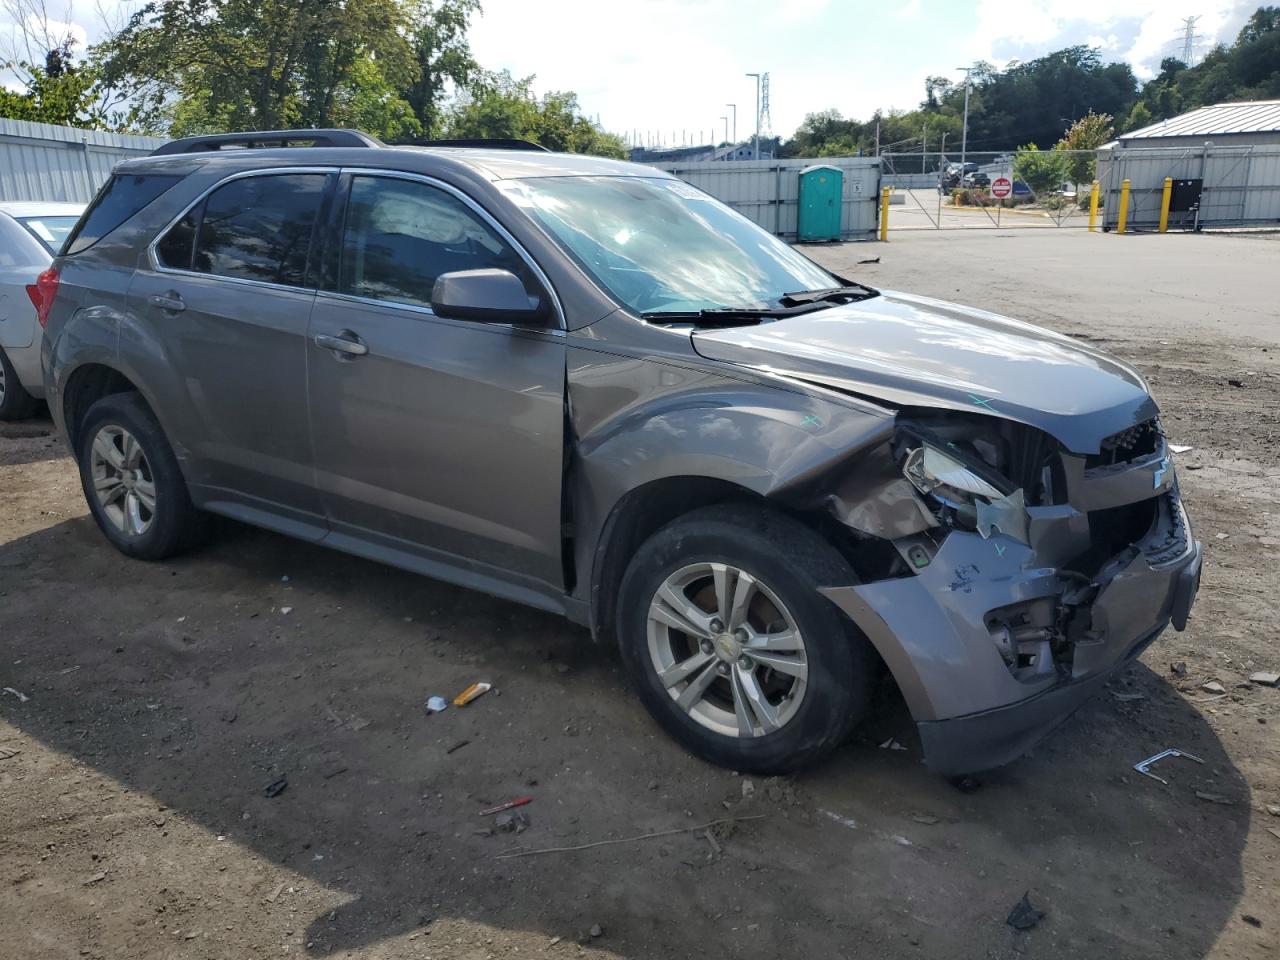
<box><xmin>1121</xmin><ymin>100</ymin><xmax>1153</xmax><ymax>133</ymax></box>
<box><xmin>404</xmin><ymin>0</ymin><xmax>481</xmax><ymax>136</ymax></box>
<box><xmin>1055</xmin><ymin>111</ymin><xmax>1113</xmax><ymax>184</ymax></box>
<box><xmin>1013</xmin><ymin>143</ymin><xmax>1070</xmax><ymax>196</ymax></box>
<box><xmin>446</xmin><ymin>70</ymin><xmax>626</xmax><ymax>157</ymax></box>
<box><xmin>0</xmin><ymin>38</ymin><xmax>112</xmax><ymax>126</ymax></box>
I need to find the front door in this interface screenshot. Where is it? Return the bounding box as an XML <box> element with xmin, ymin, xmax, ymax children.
<box><xmin>306</xmin><ymin>173</ymin><xmax>566</xmax><ymax>590</ymax></box>
<box><xmin>130</xmin><ymin>170</ymin><xmax>334</xmax><ymax>528</ymax></box>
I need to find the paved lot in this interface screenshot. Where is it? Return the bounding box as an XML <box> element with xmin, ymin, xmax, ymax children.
<box><xmin>1</xmin><ymin>230</ymin><xmax>1278</xmax><ymax>959</ymax></box>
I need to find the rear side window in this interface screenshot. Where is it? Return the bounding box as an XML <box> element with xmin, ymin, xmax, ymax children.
<box><xmin>63</xmin><ymin>173</ymin><xmax>182</xmax><ymax>255</ymax></box>
<box><xmin>185</xmin><ymin>174</ymin><xmax>326</xmax><ymax>287</ymax></box>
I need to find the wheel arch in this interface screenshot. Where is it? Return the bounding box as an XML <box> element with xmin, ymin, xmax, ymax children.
<box><xmin>61</xmin><ymin>363</ymin><xmax>156</xmax><ymax>454</ymax></box>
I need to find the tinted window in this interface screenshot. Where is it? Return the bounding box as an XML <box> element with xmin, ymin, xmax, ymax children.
<box><xmin>338</xmin><ymin>176</ymin><xmax>531</xmax><ymax>308</ymax></box>
<box><xmin>64</xmin><ymin>173</ymin><xmax>182</xmax><ymax>255</ymax></box>
<box><xmin>156</xmin><ymin>210</ymin><xmax>198</xmax><ymax>270</ymax></box>
<box><xmin>192</xmin><ymin>174</ymin><xmax>326</xmax><ymax>287</ymax></box>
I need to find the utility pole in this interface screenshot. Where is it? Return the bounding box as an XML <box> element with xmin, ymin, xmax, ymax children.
<box><xmin>720</xmin><ymin>116</ymin><xmax>728</xmax><ymax>146</ymax></box>
<box><xmin>922</xmin><ymin>124</ymin><xmax>927</xmax><ymax>173</ymax></box>
<box><xmin>874</xmin><ymin>121</ymin><xmax>880</xmax><ymax>156</ymax></box>
<box><xmin>746</xmin><ymin>72</ymin><xmax>761</xmax><ymax>159</ymax></box>
<box><xmin>957</xmin><ymin>65</ymin><xmax>973</xmax><ymax>166</ymax></box>
<box><xmin>726</xmin><ymin>104</ymin><xmax>736</xmax><ymax>143</ymax></box>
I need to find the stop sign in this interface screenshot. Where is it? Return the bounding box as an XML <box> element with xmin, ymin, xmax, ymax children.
<box><xmin>991</xmin><ymin>176</ymin><xmax>1012</xmax><ymax>198</ymax></box>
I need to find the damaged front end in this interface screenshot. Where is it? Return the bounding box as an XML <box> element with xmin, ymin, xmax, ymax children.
<box><xmin>809</xmin><ymin>410</ymin><xmax>1202</xmax><ymax>776</ymax></box>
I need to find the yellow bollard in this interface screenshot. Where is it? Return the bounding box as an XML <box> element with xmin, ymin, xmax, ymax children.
<box><xmin>1117</xmin><ymin>179</ymin><xmax>1131</xmax><ymax>234</ymax></box>
<box><xmin>879</xmin><ymin>186</ymin><xmax>890</xmax><ymax>242</ymax></box>
<box><xmin>1088</xmin><ymin>180</ymin><xmax>1100</xmax><ymax>232</ymax></box>
<box><xmin>1158</xmin><ymin>176</ymin><xmax>1173</xmax><ymax>233</ymax></box>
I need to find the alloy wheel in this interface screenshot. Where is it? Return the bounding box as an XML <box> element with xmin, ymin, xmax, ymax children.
<box><xmin>646</xmin><ymin>561</ymin><xmax>808</xmax><ymax>738</ymax></box>
<box><xmin>89</xmin><ymin>424</ymin><xmax>157</xmax><ymax>537</ymax></box>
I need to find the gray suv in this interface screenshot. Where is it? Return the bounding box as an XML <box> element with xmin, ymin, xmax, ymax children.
<box><xmin>40</xmin><ymin>130</ymin><xmax>1202</xmax><ymax>776</ymax></box>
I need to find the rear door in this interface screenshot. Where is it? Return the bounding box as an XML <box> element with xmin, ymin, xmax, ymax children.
<box><xmin>130</xmin><ymin>169</ymin><xmax>334</xmax><ymax>530</ymax></box>
<box><xmin>306</xmin><ymin>171</ymin><xmax>566</xmax><ymax>589</ymax></box>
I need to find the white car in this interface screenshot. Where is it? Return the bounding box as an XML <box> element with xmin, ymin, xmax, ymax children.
<box><xmin>0</xmin><ymin>201</ymin><xmax>84</xmax><ymax>419</ymax></box>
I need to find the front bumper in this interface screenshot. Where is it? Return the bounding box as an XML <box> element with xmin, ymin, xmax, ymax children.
<box><xmin>821</xmin><ymin>491</ymin><xmax>1202</xmax><ymax>776</ymax></box>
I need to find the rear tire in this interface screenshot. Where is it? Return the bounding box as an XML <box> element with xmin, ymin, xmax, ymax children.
<box><xmin>617</xmin><ymin>503</ymin><xmax>876</xmax><ymax>774</ymax></box>
<box><xmin>0</xmin><ymin>347</ymin><xmax>40</xmax><ymax>421</ymax></box>
<box><xmin>76</xmin><ymin>392</ymin><xmax>208</xmax><ymax>560</ymax></box>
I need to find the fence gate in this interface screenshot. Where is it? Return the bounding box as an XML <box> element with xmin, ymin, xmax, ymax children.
<box><xmin>651</xmin><ymin>157</ymin><xmax>881</xmax><ymax>240</ymax></box>
<box><xmin>879</xmin><ymin>149</ymin><xmax>1102</xmax><ymax>230</ymax></box>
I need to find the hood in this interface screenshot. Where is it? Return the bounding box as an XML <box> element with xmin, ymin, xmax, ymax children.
<box><xmin>690</xmin><ymin>290</ymin><xmax>1158</xmax><ymax>454</ymax></box>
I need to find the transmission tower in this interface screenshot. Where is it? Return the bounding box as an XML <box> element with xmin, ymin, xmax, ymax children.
<box><xmin>760</xmin><ymin>72</ymin><xmax>772</xmax><ymax>137</ymax></box>
<box><xmin>1176</xmin><ymin>15</ymin><xmax>1204</xmax><ymax>65</ymax></box>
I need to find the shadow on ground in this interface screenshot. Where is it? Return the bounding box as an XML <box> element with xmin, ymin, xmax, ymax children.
<box><xmin>0</xmin><ymin>515</ymin><xmax>1250</xmax><ymax>959</ymax></box>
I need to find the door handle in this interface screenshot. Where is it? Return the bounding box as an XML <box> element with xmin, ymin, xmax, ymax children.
<box><xmin>314</xmin><ymin>332</ymin><xmax>368</xmax><ymax>357</ymax></box>
<box><xmin>149</xmin><ymin>292</ymin><xmax>185</xmax><ymax>312</ymax></box>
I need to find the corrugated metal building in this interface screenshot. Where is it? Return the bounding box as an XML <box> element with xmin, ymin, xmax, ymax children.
<box><xmin>0</xmin><ymin>118</ymin><xmax>165</xmax><ymax>203</ymax></box>
<box><xmin>1097</xmin><ymin>100</ymin><xmax>1280</xmax><ymax>229</ymax></box>
<box><xmin>1113</xmin><ymin>100</ymin><xmax>1280</xmax><ymax>148</ymax></box>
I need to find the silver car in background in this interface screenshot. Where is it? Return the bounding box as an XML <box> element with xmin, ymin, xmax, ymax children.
<box><xmin>0</xmin><ymin>201</ymin><xmax>83</xmax><ymax>419</ymax></box>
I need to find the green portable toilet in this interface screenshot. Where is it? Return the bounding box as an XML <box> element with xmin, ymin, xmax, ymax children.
<box><xmin>797</xmin><ymin>165</ymin><xmax>843</xmax><ymax>241</ymax></box>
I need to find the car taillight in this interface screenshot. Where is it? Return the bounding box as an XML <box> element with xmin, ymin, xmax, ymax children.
<box><xmin>27</xmin><ymin>266</ymin><xmax>59</xmax><ymax>327</ymax></box>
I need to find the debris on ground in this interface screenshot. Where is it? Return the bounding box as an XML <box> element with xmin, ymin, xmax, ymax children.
<box><xmin>1133</xmin><ymin>748</ymin><xmax>1204</xmax><ymax>784</ymax></box>
<box><xmin>453</xmin><ymin>681</ymin><xmax>492</xmax><ymax>707</ymax></box>
<box><xmin>425</xmin><ymin>696</ymin><xmax>448</xmax><ymax>714</ymax></box>
<box><xmin>264</xmin><ymin>881</ymin><xmax>286</xmax><ymax>903</ymax></box>
<box><xmin>493</xmin><ymin>815</ymin><xmax>765</xmax><ymax>860</ymax></box>
<box><xmin>446</xmin><ymin>739</ymin><xmax>470</xmax><ymax>754</ymax></box>
<box><xmin>1200</xmin><ymin>680</ymin><xmax>1227</xmax><ymax>695</ymax></box>
<box><xmin>1169</xmin><ymin>443</ymin><xmax>1194</xmax><ymax>453</ymax></box>
<box><xmin>741</xmin><ymin>778</ymin><xmax>755</xmax><ymax>799</ymax></box>
<box><xmin>1249</xmin><ymin>671</ymin><xmax>1279</xmax><ymax>687</ymax></box>
<box><xmin>279</xmin><ymin>606</ymin><xmax>293</xmax><ymax>615</ymax></box>
<box><xmin>951</xmin><ymin>776</ymin><xmax>982</xmax><ymax>794</ymax></box>
<box><xmin>589</xmin><ymin>924</ymin><xmax>603</xmax><ymax>938</ymax></box>
<box><xmin>494</xmin><ymin>810</ymin><xmax>530</xmax><ymax>834</ymax></box>
<box><xmin>1006</xmin><ymin>892</ymin><xmax>1045</xmax><ymax>931</ymax></box>
<box><xmin>2</xmin><ymin>687</ymin><xmax>30</xmax><ymax>702</ymax></box>
<box><xmin>83</xmin><ymin>871</ymin><xmax>107</xmax><ymax>886</ymax></box>
<box><xmin>702</xmin><ymin>829</ymin><xmax>722</xmax><ymax>858</ymax></box>
<box><xmin>1265</xmin><ymin>804</ymin><xmax>1280</xmax><ymax>817</ymax></box>
<box><xmin>1243</xmin><ymin>915</ymin><xmax>1262</xmax><ymax>928</ymax></box>
<box><xmin>1170</xmin><ymin>661</ymin><xmax>1188</xmax><ymax>677</ymax></box>
<box><xmin>911</xmin><ymin>815</ymin><xmax>940</xmax><ymax>825</ymax></box>
<box><xmin>1195</xmin><ymin>791</ymin><xmax>1235</xmax><ymax>805</ymax></box>
<box><xmin>0</xmin><ymin>747</ymin><xmax>19</xmax><ymax>760</ymax></box>
<box><xmin>1112</xmin><ymin>691</ymin><xmax>1145</xmax><ymax>702</ymax></box>
<box><xmin>879</xmin><ymin>737</ymin><xmax>908</xmax><ymax>751</ymax></box>
<box><xmin>263</xmin><ymin>776</ymin><xmax>288</xmax><ymax>799</ymax></box>
<box><xmin>858</xmin><ymin>256</ymin><xmax>881</xmax><ymax>264</ymax></box>
<box><xmin>321</xmin><ymin>764</ymin><xmax>347</xmax><ymax>780</ymax></box>
<box><xmin>1268</xmin><ymin>828</ymin><xmax>1280</xmax><ymax>843</ymax></box>
<box><xmin>479</xmin><ymin>796</ymin><xmax>532</xmax><ymax>816</ymax></box>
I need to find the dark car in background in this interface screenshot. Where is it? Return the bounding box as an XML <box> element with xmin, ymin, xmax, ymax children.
<box><xmin>36</xmin><ymin>130</ymin><xmax>1201</xmax><ymax>776</ymax></box>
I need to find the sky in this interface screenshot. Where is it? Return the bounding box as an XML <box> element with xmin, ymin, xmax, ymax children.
<box><xmin>1</xmin><ymin>0</ymin><xmax>1264</xmax><ymax>144</ymax></box>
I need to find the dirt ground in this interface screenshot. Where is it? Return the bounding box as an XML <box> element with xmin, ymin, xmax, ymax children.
<box><xmin>2</xmin><ymin>230</ymin><xmax>1278</xmax><ymax>960</ymax></box>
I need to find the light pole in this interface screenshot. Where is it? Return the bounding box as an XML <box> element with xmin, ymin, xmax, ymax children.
<box><xmin>726</xmin><ymin>104</ymin><xmax>736</xmax><ymax>143</ymax></box>
<box><xmin>746</xmin><ymin>72</ymin><xmax>761</xmax><ymax>160</ymax></box>
<box><xmin>956</xmin><ymin>65</ymin><xmax>973</xmax><ymax>166</ymax></box>
<box><xmin>720</xmin><ymin>116</ymin><xmax>728</xmax><ymax>146</ymax></box>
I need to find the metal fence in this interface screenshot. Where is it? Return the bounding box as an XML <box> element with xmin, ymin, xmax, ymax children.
<box><xmin>649</xmin><ymin>157</ymin><xmax>882</xmax><ymax>239</ymax></box>
<box><xmin>879</xmin><ymin>149</ymin><xmax>1101</xmax><ymax>230</ymax></box>
<box><xmin>0</xmin><ymin>118</ymin><xmax>164</xmax><ymax>203</ymax></box>
<box><xmin>1097</xmin><ymin>144</ymin><xmax>1280</xmax><ymax>230</ymax></box>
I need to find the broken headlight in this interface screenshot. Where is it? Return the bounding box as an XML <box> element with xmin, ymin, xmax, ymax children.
<box><xmin>903</xmin><ymin>444</ymin><xmax>1004</xmax><ymax>508</ymax></box>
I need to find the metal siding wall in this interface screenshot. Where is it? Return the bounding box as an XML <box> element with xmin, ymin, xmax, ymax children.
<box><xmin>1097</xmin><ymin>143</ymin><xmax>1280</xmax><ymax>229</ymax></box>
<box><xmin>652</xmin><ymin>157</ymin><xmax>881</xmax><ymax>239</ymax></box>
<box><xmin>0</xmin><ymin>119</ymin><xmax>165</xmax><ymax>203</ymax></box>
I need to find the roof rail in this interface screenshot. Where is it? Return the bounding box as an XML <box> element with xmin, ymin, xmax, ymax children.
<box><xmin>400</xmin><ymin>137</ymin><xmax>551</xmax><ymax>152</ymax></box>
<box><xmin>150</xmin><ymin>128</ymin><xmax>384</xmax><ymax>156</ymax></box>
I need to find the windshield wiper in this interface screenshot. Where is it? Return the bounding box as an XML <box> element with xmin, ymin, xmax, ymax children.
<box><xmin>639</xmin><ymin>307</ymin><xmax>786</xmax><ymax>327</ymax></box>
<box><xmin>778</xmin><ymin>283</ymin><xmax>878</xmax><ymax>306</ymax></box>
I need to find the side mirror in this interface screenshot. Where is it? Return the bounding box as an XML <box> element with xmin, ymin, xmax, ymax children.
<box><xmin>430</xmin><ymin>269</ymin><xmax>549</xmax><ymax>324</ymax></box>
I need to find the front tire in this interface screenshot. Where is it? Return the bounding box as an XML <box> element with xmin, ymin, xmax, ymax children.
<box><xmin>76</xmin><ymin>392</ymin><xmax>207</xmax><ymax>560</ymax></box>
<box><xmin>617</xmin><ymin>504</ymin><xmax>876</xmax><ymax>773</ymax></box>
